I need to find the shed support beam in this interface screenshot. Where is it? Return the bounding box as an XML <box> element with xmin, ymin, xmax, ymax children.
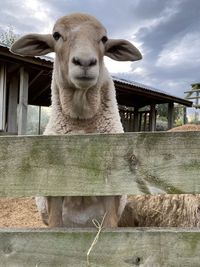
<box><xmin>18</xmin><ymin>67</ymin><xmax>29</xmax><ymax>135</ymax></box>
<box><xmin>133</xmin><ymin>108</ymin><xmax>139</xmax><ymax>132</ymax></box>
<box><xmin>149</xmin><ymin>104</ymin><xmax>156</xmax><ymax>131</ymax></box>
<box><xmin>0</xmin><ymin>64</ymin><xmax>6</xmax><ymax>131</ymax></box>
<box><xmin>168</xmin><ymin>102</ymin><xmax>174</xmax><ymax>130</ymax></box>
<box><xmin>183</xmin><ymin>107</ymin><xmax>187</xmax><ymax>124</ymax></box>
<box><xmin>8</xmin><ymin>76</ymin><xmax>18</xmax><ymax>134</ymax></box>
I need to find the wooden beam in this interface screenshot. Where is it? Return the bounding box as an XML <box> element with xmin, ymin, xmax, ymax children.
<box><xmin>184</xmin><ymin>89</ymin><xmax>200</xmax><ymax>93</ymax></box>
<box><xmin>183</xmin><ymin>107</ymin><xmax>187</xmax><ymax>124</ymax></box>
<box><xmin>168</xmin><ymin>102</ymin><xmax>174</xmax><ymax>129</ymax></box>
<box><xmin>186</xmin><ymin>96</ymin><xmax>200</xmax><ymax>100</ymax></box>
<box><xmin>0</xmin><ymin>228</ymin><xmax>200</xmax><ymax>266</ymax></box>
<box><xmin>18</xmin><ymin>67</ymin><xmax>29</xmax><ymax>135</ymax></box>
<box><xmin>149</xmin><ymin>104</ymin><xmax>156</xmax><ymax>131</ymax></box>
<box><xmin>133</xmin><ymin>108</ymin><xmax>139</xmax><ymax>132</ymax></box>
<box><xmin>0</xmin><ymin>64</ymin><xmax>6</xmax><ymax>131</ymax></box>
<box><xmin>0</xmin><ymin>132</ymin><xmax>199</xmax><ymax>197</ymax></box>
<box><xmin>29</xmin><ymin>70</ymin><xmax>44</xmax><ymax>87</ymax></box>
<box><xmin>7</xmin><ymin>75</ymin><xmax>18</xmax><ymax>134</ymax></box>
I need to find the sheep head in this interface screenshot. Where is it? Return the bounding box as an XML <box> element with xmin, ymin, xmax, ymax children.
<box><xmin>11</xmin><ymin>13</ymin><xmax>142</xmax><ymax>92</ymax></box>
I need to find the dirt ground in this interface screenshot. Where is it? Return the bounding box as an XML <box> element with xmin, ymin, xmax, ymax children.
<box><xmin>0</xmin><ymin>197</ymin><xmax>45</xmax><ymax>227</ymax></box>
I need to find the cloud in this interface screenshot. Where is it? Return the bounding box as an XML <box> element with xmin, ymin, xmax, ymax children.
<box><xmin>0</xmin><ymin>0</ymin><xmax>199</xmax><ymax>99</ymax></box>
<box><xmin>156</xmin><ymin>31</ymin><xmax>200</xmax><ymax>68</ymax></box>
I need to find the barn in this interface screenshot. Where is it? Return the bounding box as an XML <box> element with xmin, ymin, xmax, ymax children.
<box><xmin>0</xmin><ymin>43</ymin><xmax>192</xmax><ymax>135</ymax></box>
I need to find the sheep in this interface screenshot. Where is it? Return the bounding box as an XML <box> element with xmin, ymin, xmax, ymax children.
<box><xmin>119</xmin><ymin>124</ymin><xmax>200</xmax><ymax>227</ymax></box>
<box><xmin>119</xmin><ymin>194</ymin><xmax>200</xmax><ymax>227</ymax></box>
<box><xmin>11</xmin><ymin>13</ymin><xmax>142</xmax><ymax>227</ymax></box>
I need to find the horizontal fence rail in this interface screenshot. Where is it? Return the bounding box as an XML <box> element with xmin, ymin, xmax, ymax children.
<box><xmin>0</xmin><ymin>228</ymin><xmax>200</xmax><ymax>267</ymax></box>
<box><xmin>0</xmin><ymin>132</ymin><xmax>200</xmax><ymax>196</ymax></box>
<box><xmin>0</xmin><ymin>132</ymin><xmax>200</xmax><ymax>266</ymax></box>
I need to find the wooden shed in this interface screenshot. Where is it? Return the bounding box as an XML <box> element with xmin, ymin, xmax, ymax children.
<box><xmin>0</xmin><ymin>43</ymin><xmax>192</xmax><ymax>135</ymax></box>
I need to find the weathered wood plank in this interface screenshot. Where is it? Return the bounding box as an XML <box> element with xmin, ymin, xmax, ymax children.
<box><xmin>18</xmin><ymin>67</ymin><xmax>29</xmax><ymax>135</ymax></box>
<box><xmin>8</xmin><ymin>76</ymin><xmax>18</xmax><ymax>134</ymax></box>
<box><xmin>0</xmin><ymin>132</ymin><xmax>200</xmax><ymax>196</ymax></box>
<box><xmin>0</xmin><ymin>64</ymin><xmax>6</xmax><ymax>131</ymax></box>
<box><xmin>149</xmin><ymin>103</ymin><xmax>156</xmax><ymax>131</ymax></box>
<box><xmin>168</xmin><ymin>102</ymin><xmax>174</xmax><ymax>129</ymax></box>
<box><xmin>0</xmin><ymin>228</ymin><xmax>200</xmax><ymax>267</ymax></box>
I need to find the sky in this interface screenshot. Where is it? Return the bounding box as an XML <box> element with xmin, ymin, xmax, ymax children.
<box><xmin>0</xmin><ymin>0</ymin><xmax>200</xmax><ymax>99</ymax></box>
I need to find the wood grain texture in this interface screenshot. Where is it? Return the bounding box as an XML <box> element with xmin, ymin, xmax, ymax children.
<box><xmin>7</xmin><ymin>76</ymin><xmax>18</xmax><ymax>134</ymax></box>
<box><xmin>18</xmin><ymin>67</ymin><xmax>29</xmax><ymax>135</ymax></box>
<box><xmin>0</xmin><ymin>64</ymin><xmax>6</xmax><ymax>131</ymax></box>
<box><xmin>0</xmin><ymin>228</ymin><xmax>200</xmax><ymax>267</ymax></box>
<box><xmin>0</xmin><ymin>132</ymin><xmax>199</xmax><ymax>196</ymax></box>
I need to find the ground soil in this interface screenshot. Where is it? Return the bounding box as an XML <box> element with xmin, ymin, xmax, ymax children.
<box><xmin>0</xmin><ymin>197</ymin><xmax>45</xmax><ymax>227</ymax></box>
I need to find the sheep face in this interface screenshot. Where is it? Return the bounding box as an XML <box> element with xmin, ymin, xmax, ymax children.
<box><xmin>10</xmin><ymin>13</ymin><xmax>142</xmax><ymax>92</ymax></box>
<box><xmin>53</xmin><ymin>15</ymin><xmax>107</xmax><ymax>90</ymax></box>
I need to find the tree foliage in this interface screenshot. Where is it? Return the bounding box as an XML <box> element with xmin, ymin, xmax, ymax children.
<box><xmin>0</xmin><ymin>26</ymin><xmax>18</xmax><ymax>47</ymax></box>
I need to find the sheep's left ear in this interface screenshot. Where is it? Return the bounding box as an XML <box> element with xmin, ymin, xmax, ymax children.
<box><xmin>105</xmin><ymin>39</ymin><xmax>142</xmax><ymax>61</ymax></box>
<box><xmin>10</xmin><ymin>34</ymin><xmax>54</xmax><ymax>57</ymax></box>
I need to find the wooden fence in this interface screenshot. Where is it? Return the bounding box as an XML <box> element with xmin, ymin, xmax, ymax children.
<box><xmin>119</xmin><ymin>109</ymin><xmax>152</xmax><ymax>132</ymax></box>
<box><xmin>0</xmin><ymin>132</ymin><xmax>200</xmax><ymax>266</ymax></box>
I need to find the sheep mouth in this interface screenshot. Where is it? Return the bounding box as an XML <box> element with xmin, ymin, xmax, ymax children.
<box><xmin>75</xmin><ymin>76</ymin><xmax>96</xmax><ymax>81</ymax></box>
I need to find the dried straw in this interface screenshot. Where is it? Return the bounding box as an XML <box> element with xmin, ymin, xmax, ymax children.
<box><xmin>87</xmin><ymin>212</ymin><xmax>107</xmax><ymax>266</ymax></box>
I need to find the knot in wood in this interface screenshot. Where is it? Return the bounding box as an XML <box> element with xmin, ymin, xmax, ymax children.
<box><xmin>125</xmin><ymin>256</ymin><xmax>141</xmax><ymax>265</ymax></box>
<box><xmin>129</xmin><ymin>154</ymin><xmax>138</xmax><ymax>169</ymax></box>
<box><xmin>3</xmin><ymin>244</ymin><xmax>12</xmax><ymax>255</ymax></box>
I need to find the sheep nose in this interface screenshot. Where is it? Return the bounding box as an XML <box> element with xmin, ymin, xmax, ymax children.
<box><xmin>72</xmin><ymin>57</ymin><xmax>97</xmax><ymax>68</ymax></box>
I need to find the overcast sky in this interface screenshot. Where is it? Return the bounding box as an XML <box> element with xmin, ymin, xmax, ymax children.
<box><xmin>0</xmin><ymin>0</ymin><xmax>199</xmax><ymax>98</ymax></box>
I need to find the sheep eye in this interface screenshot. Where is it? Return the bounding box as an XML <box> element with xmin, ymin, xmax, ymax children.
<box><xmin>101</xmin><ymin>36</ymin><xmax>108</xmax><ymax>44</ymax></box>
<box><xmin>53</xmin><ymin>32</ymin><xmax>61</xmax><ymax>41</ymax></box>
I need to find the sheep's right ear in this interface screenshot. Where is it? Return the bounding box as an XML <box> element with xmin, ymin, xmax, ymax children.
<box><xmin>10</xmin><ymin>34</ymin><xmax>54</xmax><ymax>56</ymax></box>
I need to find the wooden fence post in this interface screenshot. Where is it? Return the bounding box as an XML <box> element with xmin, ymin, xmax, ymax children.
<box><xmin>8</xmin><ymin>75</ymin><xmax>18</xmax><ymax>134</ymax></box>
<box><xmin>18</xmin><ymin>67</ymin><xmax>29</xmax><ymax>135</ymax></box>
<box><xmin>0</xmin><ymin>64</ymin><xmax>6</xmax><ymax>131</ymax></box>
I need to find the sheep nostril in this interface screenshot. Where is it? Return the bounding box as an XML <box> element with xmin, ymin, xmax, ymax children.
<box><xmin>72</xmin><ymin>57</ymin><xmax>81</xmax><ymax>66</ymax></box>
<box><xmin>89</xmin><ymin>58</ymin><xmax>97</xmax><ymax>67</ymax></box>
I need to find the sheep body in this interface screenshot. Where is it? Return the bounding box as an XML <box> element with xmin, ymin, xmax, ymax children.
<box><xmin>119</xmin><ymin>194</ymin><xmax>200</xmax><ymax>227</ymax></box>
<box><xmin>11</xmin><ymin>13</ymin><xmax>142</xmax><ymax>227</ymax></box>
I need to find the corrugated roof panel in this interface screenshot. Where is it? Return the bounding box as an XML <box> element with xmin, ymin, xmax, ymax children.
<box><xmin>112</xmin><ymin>75</ymin><xmax>173</xmax><ymax>97</ymax></box>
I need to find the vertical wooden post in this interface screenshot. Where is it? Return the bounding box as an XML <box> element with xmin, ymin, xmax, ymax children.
<box><xmin>18</xmin><ymin>67</ymin><xmax>29</xmax><ymax>135</ymax></box>
<box><xmin>38</xmin><ymin>106</ymin><xmax>41</xmax><ymax>135</ymax></box>
<box><xmin>139</xmin><ymin>112</ymin><xmax>142</xmax><ymax>131</ymax></box>
<box><xmin>149</xmin><ymin>104</ymin><xmax>156</xmax><ymax>131</ymax></box>
<box><xmin>8</xmin><ymin>76</ymin><xmax>18</xmax><ymax>134</ymax></box>
<box><xmin>195</xmin><ymin>91</ymin><xmax>199</xmax><ymax>122</ymax></box>
<box><xmin>0</xmin><ymin>64</ymin><xmax>6</xmax><ymax>131</ymax></box>
<box><xmin>133</xmin><ymin>107</ymin><xmax>139</xmax><ymax>132</ymax></box>
<box><xmin>144</xmin><ymin>112</ymin><xmax>147</xmax><ymax>131</ymax></box>
<box><xmin>168</xmin><ymin>102</ymin><xmax>174</xmax><ymax>130</ymax></box>
<box><xmin>119</xmin><ymin>110</ymin><xmax>125</xmax><ymax>132</ymax></box>
<box><xmin>183</xmin><ymin>107</ymin><xmax>187</xmax><ymax>124</ymax></box>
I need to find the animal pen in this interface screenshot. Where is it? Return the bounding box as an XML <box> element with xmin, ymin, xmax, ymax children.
<box><xmin>0</xmin><ymin>131</ymin><xmax>199</xmax><ymax>266</ymax></box>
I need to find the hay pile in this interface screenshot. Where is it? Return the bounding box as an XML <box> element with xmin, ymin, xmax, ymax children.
<box><xmin>0</xmin><ymin>197</ymin><xmax>44</xmax><ymax>227</ymax></box>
